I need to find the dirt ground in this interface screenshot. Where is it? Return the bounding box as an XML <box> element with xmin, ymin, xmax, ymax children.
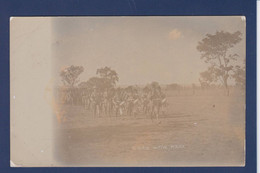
<box><xmin>54</xmin><ymin>91</ymin><xmax>245</xmax><ymax>167</ymax></box>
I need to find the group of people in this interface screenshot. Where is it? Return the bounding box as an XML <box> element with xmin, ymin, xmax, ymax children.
<box><xmin>59</xmin><ymin>84</ymin><xmax>168</xmax><ymax>120</ymax></box>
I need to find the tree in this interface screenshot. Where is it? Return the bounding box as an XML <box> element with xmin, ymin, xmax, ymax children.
<box><xmin>96</xmin><ymin>66</ymin><xmax>119</xmax><ymax>88</ymax></box>
<box><xmin>143</xmin><ymin>84</ymin><xmax>151</xmax><ymax>94</ymax></box>
<box><xmin>60</xmin><ymin>65</ymin><xmax>84</xmax><ymax>87</ymax></box>
<box><xmin>199</xmin><ymin>78</ymin><xmax>210</xmax><ymax>90</ymax></box>
<box><xmin>198</xmin><ymin>66</ymin><xmax>216</xmax><ymax>89</ymax></box>
<box><xmin>232</xmin><ymin>59</ymin><xmax>245</xmax><ymax>89</ymax></box>
<box><xmin>143</xmin><ymin>82</ymin><xmax>162</xmax><ymax>98</ymax></box>
<box><xmin>150</xmin><ymin>82</ymin><xmax>161</xmax><ymax>92</ymax></box>
<box><xmin>78</xmin><ymin>81</ymin><xmax>91</xmax><ymax>89</ymax></box>
<box><xmin>125</xmin><ymin>85</ymin><xmax>138</xmax><ymax>95</ymax></box>
<box><xmin>166</xmin><ymin>83</ymin><xmax>181</xmax><ymax>90</ymax></box>
<box><xmin>197</xmin><ymin>31</ymin><xmax>242</xmax><ymax>95</ymax></box>
<box><xmin>85</xmin><ymin>77</ymin><xmax>107</xmax><ymax>92</ymax></box>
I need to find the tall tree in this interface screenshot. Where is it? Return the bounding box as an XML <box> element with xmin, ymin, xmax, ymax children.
<box><xmin>197</xmin><ymin>31</ymin><xmax>242</xmax><ymax>95</ymax></box>
<box><xmin>60</xmin><ymin>65</ymin><xmax>84</xmax><ymax>87</ymax></box>
<box><xmin>96</xmin><ymin>66</ymin><xmax>119</xmax><ymax>88</ymax></box>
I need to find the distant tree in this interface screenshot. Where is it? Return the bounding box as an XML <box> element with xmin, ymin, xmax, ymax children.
<box><xmin>232</xmin><ymin>59</ymin><xmax>245</xmax><ymax>89</ymax></box>
<box><xmin>85</xmin><ymin>77</ymin><xmax>107</xmax><ymax>92</ymax></box>
<box><xmin>143</xmin><ymin>84</ymin><xmax>151</xmax><ymax>94</ymax></box>
<box><xmin>126</xmin><ymin>86</ymin><xmax>136</xmax><ymax>94</ymax></box>
<box><xmin>78</xmin><ymin>81</ymin><xmax>91</xmax><ymax>89</ymax></box>
<box><xmin>197</xmin><ymin>31</ymin><xmax>242</xmax><ymax>95</ymax></box>
<box><xmin>166</xmin><ymin>83</ymin><xmax>181</xmax><ymax>90</ymax></box>
<box><xmin>150</xmin><ymin>82</ymin><xmax>161</xmax><ymax>91</ymax></box>
<box><xmin>96</xmin><ymin>66</ymin><xmax>119</xmax><ymax>87</ymax></box>
<box><xmin>192</xmin><ymin>83</ymin><xmax>197</xmax><ymax>95</ymax></box>
<box><xmin>199</xmin><ymin>77</ymin><xmax>210</xmax><ymax>90</ymax></box>
<box><xmin>143</xmin><ymin>82</ymin><xmax>162</xmax><ymax>98</ymax></box>
<box><xmin>198</xmin><ymin>66</ymin><xmax>216</xmax><ymax>87</ymax></box>
<box><xmin>60</xmin><ymin>65</ymin><xmax>84</xmax><ymax>87</ymax></box>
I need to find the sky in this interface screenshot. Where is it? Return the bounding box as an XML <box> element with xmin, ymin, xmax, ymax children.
<box><xmin>51</xmin><ymin>16</ymin><xmax>246</xmax><ymax>86</ymax></box>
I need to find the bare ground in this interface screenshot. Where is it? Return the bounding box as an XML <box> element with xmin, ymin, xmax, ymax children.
<box><xmin>54</xmin><ymin>94</ymin><xmax>245</xmax><ymax>166</ymax></box>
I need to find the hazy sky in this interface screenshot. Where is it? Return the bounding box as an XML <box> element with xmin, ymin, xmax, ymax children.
<box><xmin>52</xmin><ymin>16</ymin><xmax>245</xmax><ymax>86</ymax></box>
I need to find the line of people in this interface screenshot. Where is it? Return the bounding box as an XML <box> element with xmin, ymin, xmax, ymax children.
<box><xmin>59</xmin><ymin>85</ymin><xmax>168</xmax><ymax>120</ymax></box>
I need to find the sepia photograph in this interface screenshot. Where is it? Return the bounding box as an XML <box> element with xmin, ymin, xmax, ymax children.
<box><xmin>11</xmin><ymin>16</ymin><xmax>246</xmax><ymax>167</ymax></box>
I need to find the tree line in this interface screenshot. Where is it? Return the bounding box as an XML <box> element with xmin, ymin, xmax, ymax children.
<box><xmin>59</xmin><ymin>30</ymin><xmax>245</xmax><ymax>96</ymax></box>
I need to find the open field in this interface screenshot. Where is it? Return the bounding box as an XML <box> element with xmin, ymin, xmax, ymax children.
<box><xmin>54</xmin><ymin>90</ymin><xmax>245</xmax><ymax>166</ymax></box>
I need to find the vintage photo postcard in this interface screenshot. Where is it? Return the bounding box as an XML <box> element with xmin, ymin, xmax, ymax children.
<box><xmin>10</xmin><ymin>16</ymin><xmax>246</xmax><ymax>167</ymax></box>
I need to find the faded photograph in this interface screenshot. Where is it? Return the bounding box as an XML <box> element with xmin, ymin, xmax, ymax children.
<box><xmin>10</xmin><ymin>17</ymin><xmax>246</xmax><ymax>167</ymax></box>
